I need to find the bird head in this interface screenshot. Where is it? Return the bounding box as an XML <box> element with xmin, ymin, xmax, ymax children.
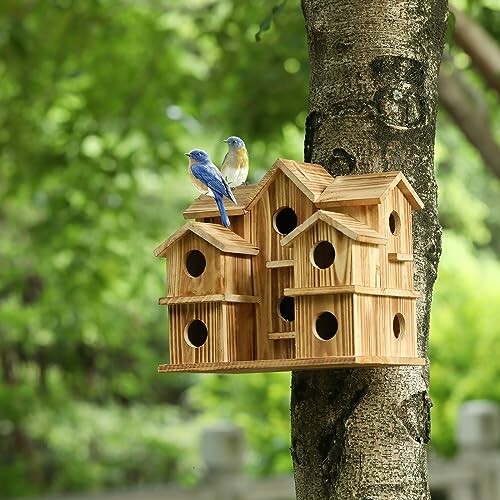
<box><xmin>223</xmin><ymin>136</ymin><xmax>246</xmax><ymax>150</ymax></box>
<box><xmin>185</xmin><ymin>149</ymin><xmax>210</xmax><ymax>163</ymax></box>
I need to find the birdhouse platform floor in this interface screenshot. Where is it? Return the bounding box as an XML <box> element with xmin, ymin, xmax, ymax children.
<box><xmin>158</xmin><ymin>356</ymin><xmax>425</xmax><ymax>374</ymax></box>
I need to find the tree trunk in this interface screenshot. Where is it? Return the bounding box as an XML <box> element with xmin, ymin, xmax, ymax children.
<box><xmin>291</xmin><ymin>2</ymin><xmax>447</xmax><ymax>499</ymax></box>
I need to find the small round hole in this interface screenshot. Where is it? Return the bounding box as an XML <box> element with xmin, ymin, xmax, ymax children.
<box><xmin>389</xmin><ymin>211</ymin><xmax>401</xmax><ymax>236</ymax></box>
<box><xmin>184</xmin><ymin>319</ymin><xmax>208</xmax><ymax>347</ymax></box>
<box><xmin>185</xmin><ymin>250</ymin><xmax>206</xmax><ymax>278</ymax></box>
<box><xmin>273</xmin><ymin>207</ymin><xmax>298</xmax><ymax>235</ymax></box>
<box><xmin>314</xmin><ymin>312</ymin><xmax>338</xmax><ymax>341</ymax></box>
<box><xmin>393</xmin><ymin>313</ymin><xmax>405</xmax><ymax>339</ymax></box>
<box><xmin>311</xmin><ymin>241</ymin><xmax>336</xmax><ymax>269</ymax></box>
<box><xmin>277</xmin><ymin>296</ymin><xmax>295</xmax><ymax>322</ymax></box>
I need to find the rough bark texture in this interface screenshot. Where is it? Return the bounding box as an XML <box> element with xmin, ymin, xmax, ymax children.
<box><xmin>292</xmin><ymin>2</ymin><xmax>447</xmax><ymax>499</ymax></box>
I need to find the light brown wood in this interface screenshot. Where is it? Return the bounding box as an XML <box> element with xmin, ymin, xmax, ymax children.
<box><xmin>266</xmin><ymin>259</ymin><xmax>294</xmax><ymax>268</ymax></box>
<box><xmin>183</xmin><ymin>184</ymin><xmax>257</xmax><ymax>219</ymax></box>
<box><xmin>159</xmin><ymin>294</ymin><xmax>260</xmax><ymax>305</ymax></box>
<box><xmin>284</xmin><ymin>286</ymin><xmax>420</xmax><ymax>298</ymax></box>
<box><xmin>158</xmin><ymin>355</ymin><xmax>425</xmax><ymax>374</ymax></box>
<box><xmin>281</xmin><ymin>210</ymin><xmax>387</xmax><ymax>247</ymax></box>
<box><xmin>268</xmin><ymin>331</ymin><xmax>296</xmax><ymax>340</ymax></box>
<box><xmin>388</xmin><ymin>252</ymin><xmax>414</xmax><ymax>262</ymax></box>
<box><xmin>154</xmin><ymin>222</ymin><xmax>258</xmax><ymax>257</ymax></box>
<box><xmin>316</xmin><ymin>171</ymin><xmax>424</xmax><ymax>210</ymax></box>
<box><xmin>155</xmin><ymin>162</ymin><xmax>423</xmax><ymax>373</ymax></box>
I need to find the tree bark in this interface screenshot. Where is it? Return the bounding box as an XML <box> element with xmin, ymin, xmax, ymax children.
<box><xmin>292</xmin><ymin>2</ymin><xmax>447</xmax><ymax>499</ymax></box>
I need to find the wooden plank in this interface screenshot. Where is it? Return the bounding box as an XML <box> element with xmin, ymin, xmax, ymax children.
<box><xmin>268</xmin><ymin>331</ymin><xmax>296</xmax><ymax>340</ymax></box>
<box><xmin>281</xmin><ymin>210</ymin><xmax>387</xmax><ymax>248</ymax></box>
<box><xmin>157</xmin><ymin>355</ymin><xmax>425</xmax><ymax>374</ymax></box>
<box><xmin>155</xmin><ymin>222</ymin><xmax>258</xmax><ymax>257</ymax></box>
<box><xmin>265</xmin><ymin>259</ymin><xmax>294</xmax><ymax>269</ymax></box>
<box><xmin>160</xmin><ymin>294</ymin><xmax>260</xmax><ymax>305</ymax></box>
<box><xmin>388</xmin><ymin>252</ymin><xmax>413</xmax><ymax>262</ymax></box>
<box><xmin>284</xmin><ymin>286</ymin><xmax>420</xmax><ymax>298</ymax></box>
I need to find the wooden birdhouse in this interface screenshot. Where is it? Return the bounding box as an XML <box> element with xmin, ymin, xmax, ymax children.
<box><xmin>155</xmin><ymin>159</ymin><xmax>425</xmax><ymax>374</ymax></box>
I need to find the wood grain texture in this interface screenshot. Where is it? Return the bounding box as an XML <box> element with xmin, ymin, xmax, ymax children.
<box><xmin>388</xmin><ymin>253</ymin><xmax>414</xmax><ymax>262</ymax></box>
<box><xmin>159</xmin><ymin>294</ymin><xmax>259</xmax><ymax>305</ymax></box>
<box><xmin>266</xmin><ymin>259</ymin><xmax>294</xmax><ymax>268</ymax></box>
<box><xmin>168</xmin><ymin>302</ymin><xmax>254</xmax><ymax>364</ymax></box>
<box><xmin>295</xmin><ymin>294</ymin><xmax>354</xmax><ymax>358</ymax></box>
<box><xmin>284</xmin><ymin>286</ymin><xmax>420</xmax><ymax>298</ymax></box>
<box><xmin>281</xmin><ymin>210</ymin><xmax>387</xmax><ymax>247</ymax></box>
<box><xmin>316</xmin><ymin>171</ymin><xmax>424</xmax><ymax>210</ymax></box>
<box><xmin>183</xmin><ymin>184</ymin><xmax>257</xmax><ymax>219</ymax></box>
<box><xmin>158</xmin><ymin>355</ymin><xmax>425</xmax><ymax>374</ymax></box>
<box><xmin>154</xmin><ymin>222</ymin><xmax>258</xmax><ymax>257</ymax></box>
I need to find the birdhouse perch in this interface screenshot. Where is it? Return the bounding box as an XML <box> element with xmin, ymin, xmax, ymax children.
<box><xmin>154</xmin><ymin>159</ymin><xmax>425</xmax><ymax>374</ymax></box>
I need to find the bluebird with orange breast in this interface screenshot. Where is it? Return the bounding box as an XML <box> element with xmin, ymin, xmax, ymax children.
<box><xmin>185</xmin><ymin>149</ymin><xmax>236</xmax><ymax>228</ymax></box>
<box><xmin>221</xmin><ymin>136</ymin><xmax>249</xmax><ymax>188</ymax></box>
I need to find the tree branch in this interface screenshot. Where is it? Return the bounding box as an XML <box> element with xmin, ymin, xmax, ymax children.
<box><xmin>438</xmin><ymin>66</ymin><xmax>500</xmax><ymax>179</ymax></box>
<box><xmin>450</xmin><ymin>5</ymin><xmax>500</xmax><ymax>94</ymax></box>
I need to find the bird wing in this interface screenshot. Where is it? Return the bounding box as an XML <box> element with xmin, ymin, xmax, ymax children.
<box><xmin>191</xmin><ymin>161</ymin><xmax>230</xmax><ymax>198</ymax></box>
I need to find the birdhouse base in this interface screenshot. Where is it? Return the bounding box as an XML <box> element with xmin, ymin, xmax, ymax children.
<box><xmin>158</xmin><ymin>356</ymin><xmax>425</xmax><ymax>374</ymax></box>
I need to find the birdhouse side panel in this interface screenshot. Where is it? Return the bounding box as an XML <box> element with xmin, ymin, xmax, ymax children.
<box><xmin>166</xmin><ymin>234</ymin><xmax>222</xmax><ymax>297</ymax></box>
<box><xmin>270</xmin><ymin>267</ymin><xmax>295</xmax><ymax>359</ymax></box>
<box><xmin>223</xmin><ymin>254</ymin><xmax>254</xmax><ymax>296</ymax></box>
<box><xmin>387</xmin><ymin>260</ymin><xmax>415</xmax><ymax>290</ymax></box>
<box><xmin>224</xmin><ymin>303</ymin><xmax>255</xmax><ymax>361</ymax></box>
<box><xmin>355</xmin><ymin>295</ymin><xmax>417</xmax><ymax>357</ymax></box>
<box><xmin>351</xmin><ymin>241</ymin><xmax>383</xmax><ymax>288</ymax></box>
<box><xmin>168</xmin><ymin>302</ymin><xmax>226</xmax><ymax>365</ymax></box>
<box><xmin>382</xmin><ymin>188</ymin><xmax>413</xmax><ymax>254</ymax></box>
<box><xmin>294</xmin><ymin>221</ymin><xmax>353</xmax><ymax>289</ymax></box>
<box><xmin>295</xmin><ymin>294</ymin><xmax>354</xmax><ymax>358</ymax></box>
<box><xmin>201</xmin><ymin>214</ymin><xmax>250</xmax><ymax>241</ymax></box>
<box><xmin>252</xmin><ymin>171</ymin><xmax>316</xmax><ymax>262</ymax></box>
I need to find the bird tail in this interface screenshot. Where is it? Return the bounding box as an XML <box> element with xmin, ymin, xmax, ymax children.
<box><xmin>215</xmin><ymin>194</ymin><xmax>230</xmax><ymax>228</ymax></box>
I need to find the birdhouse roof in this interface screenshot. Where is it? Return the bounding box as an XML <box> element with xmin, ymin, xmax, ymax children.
<box><xmin>154</xmin><ymin>222</ymin><xmax>259</xmax><ymax>257</ymax></box>
<box><xmin>316</xmin><ymin>171</ymin><xmax>424</xmax><ymax>210</ymax></box>
<box><xmin>280</xmin><ymin>210</ymin><xmax>387</xmax><ymax>248</ymax></box>
<box><xmin>183</xmin><ymin>184</ymin><xmax>257</xmax><ymax>219</ymax></box>
<box><xmin>246</xmin><ymin>158</ymin><xmax>334</xmax><ymax>209</ymax></box>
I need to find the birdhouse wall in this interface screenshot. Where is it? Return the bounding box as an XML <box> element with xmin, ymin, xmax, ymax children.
<box><xmin>351</xmin><ymin>241</ymin><xmax>384</xmax><ymax>288</ymax></box>
<box><xmin>222</xmin><ymin>254</ymin><xmax>254</xmax><ymax>296</ymax></box>
<box><xmin>201</xmin><ymin>213</ymin><xmax>251</xmax><ymax>242</ymax></box>
<box><xmin>251</xmin><ymin>171</ymin><xmax>316</xmax><ymax>262</ymax></box>
<box><xmin>253</xmin><ymin>266</ymin><xmax>295</xmax><ymax>360</ymax></box>
<box><xmin>354</xmin><ymin>295</ymin><xmax>417</xmax><ymax>357</ymax></box>
<box><xmin>381</xmin><ymin>188</ymin><xmax>413</xmax><ymax>254</ymax></box>
<box><xmin>165</xmin><ymin>233</ymin><xmax>222</xmax><ymax>297</ymax></box>
<box><xmin>292</xmin><ymin>221</ymin><xmax>353</xmax><ymax>289</ymax></box>
<box><xmin>168</xmin><ymin>302</ymin><xmax>254</xmax><ymax>365</ymax></box>
<box><xmin>295</xmin><ymin>294</ymin><xmax>355</xmax><ymax>358</ymax></box>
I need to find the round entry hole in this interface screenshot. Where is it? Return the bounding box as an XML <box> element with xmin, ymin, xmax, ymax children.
<box><xmin>393</xmin><ymin>313</ymin><xmax>406</xmax><ymax>339</ymax></box>
<box><xmin>185</xmin><ymin>250</ymin><xmax>206</xmax><ymax>278</ymax></box>
<box><xmin>314</xmin><ymin>312</ymin><xmax>338</xmax><ymax>341</ymax></box>
<box><xmin>185</xmin><ymin>319</ymin><xmax>208</xmax><ymax>347</ymax></box>
<box><xmin>389</xmin><ymin>211</ymin><xmax>401</xmax><ymax>236</ymax></box>
<box><xmin>273</xmin><ymin>207</ymin><xmax>298</xmax><ymax>235</ymax></box>
<box><xmin>311</xmin><ymin>241</ymin><xmax>336</xmax><ymax>269</ymax></box>
<box><xmin>278</xmin><ymin>296</ymin><xmax>295</xmax><ymax>322</ymax></box>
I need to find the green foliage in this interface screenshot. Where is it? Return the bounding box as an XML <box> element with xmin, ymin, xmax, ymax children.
<box><xmin>0</xmin><ymin>0</ymin><xmax>500</xmax><ymax>496</ymax></box>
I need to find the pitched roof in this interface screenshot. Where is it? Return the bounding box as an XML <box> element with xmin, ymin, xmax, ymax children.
<box><xmin>245</xmin><ymin>158</ymin><xmax>333</xmax><ymax>210</ymax></box>
<box><xmin>280</xmin><ymin>210</ymin><xmax>387</xmax><ymax>248</ymax></box>
<box><xmin>316</xmin><ymin>171</ymin><xmax>424</xmax><ymax>210</ymax></box>
<box><xmin>183</xmin><ymin>184</ymin><xmax>257</xmax><ymax>219</ymax></box>
<box><xmin>154</xmin><ymin>222</ymin><xmax>259</xmax><ymax>257</ymax></box>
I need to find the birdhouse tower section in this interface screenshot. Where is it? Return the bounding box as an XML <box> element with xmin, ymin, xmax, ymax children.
<box><xmin>155</xmin><ymin>159</ymin><xmax>425</xmax><ymax>374</ymax></box>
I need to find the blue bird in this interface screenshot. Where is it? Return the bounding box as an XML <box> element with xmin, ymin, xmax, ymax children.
<box><xmin>185</xmin><ymin>149</ymin><xmax>237</xmax><ymax>228</ymax></box>
<box><xmin>221</xmin><ymin>136</ymin><xmax>249</xmax><ymax>188</ymax></box>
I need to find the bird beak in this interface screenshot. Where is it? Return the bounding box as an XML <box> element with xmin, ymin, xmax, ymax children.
<box><xmin>184</xmin><ymin>152</ymin><xmax>190</xmax><ymax>157</ymax></box>
<box><xmin>223</xmin><ymin>139</ymin><xmax>228</xmax><ymax>143</ymax></box>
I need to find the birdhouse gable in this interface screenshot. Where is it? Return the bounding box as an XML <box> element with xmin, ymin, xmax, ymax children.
<box><xmin>245</xmin><ymin>158</ymin><xmax>333</xmax><ymax>210</ymax></box>
<box><xmin>154</xmin><ymin>222</ymin><xmax>259</xmax><ymax>257</ymax></box>
<box><xmin>281</xmin><ymin>210</ymin><xmax>387</xmax><ymax>248</ymax></box>
<box><xmin>316</xmin><ymin>171</ymin><xmax>424</xmax><ymax>210</ymax></box>
<box><xmin>183</xmin><ymin>184</ymin><xmax>256</xmax><ymax>220</ymax></box>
